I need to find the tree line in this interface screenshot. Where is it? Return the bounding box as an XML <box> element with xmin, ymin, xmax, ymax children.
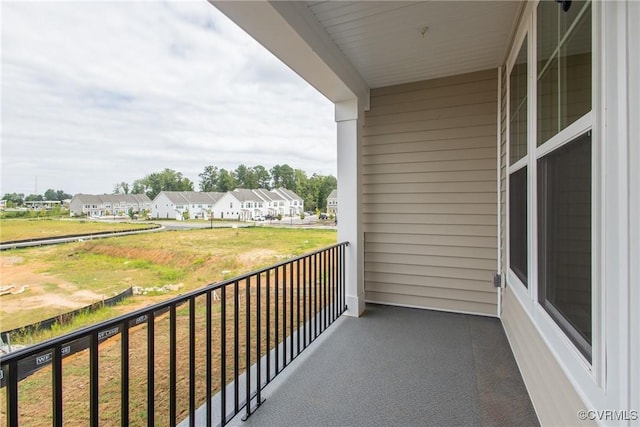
<box><xmin>113</xmin><ymin>164</ymin><xmax>337</xmax><ymax>212</ymax></box>
<box><xmin>1</xmin><ymin>189</ymin><xmax>73</xmax><ymax>207</ymax></box>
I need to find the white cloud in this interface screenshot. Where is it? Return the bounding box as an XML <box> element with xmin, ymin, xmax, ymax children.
<box><xmin>1</xmin><ymin>0</ymin><xmax>336</xmax><ymax>195</ymax></box>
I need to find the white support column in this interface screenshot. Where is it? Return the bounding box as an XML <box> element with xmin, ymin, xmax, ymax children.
<box><xmin>335</xmin><ymin>98</ymin><xmax>365</xmax><ymax>317</ymax></box>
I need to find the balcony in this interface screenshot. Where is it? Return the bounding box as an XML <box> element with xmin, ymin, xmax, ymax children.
<box><xmin>225</xmin><ymin>303</ymin><xmax>538</xmax><ymax>427</ymax></box>
<box><xmin>1</xmin><ymin>242</ymin><xmax>537</xmax><ymax>426</ymax></box>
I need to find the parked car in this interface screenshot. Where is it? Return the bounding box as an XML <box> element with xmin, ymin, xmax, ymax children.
<box><xmin>319</xmin><ymin>213</ymin><xmax>328</xmax><ymax>220</ymax></box>
<box><xmin>254</xmin><ymin>215</ymin><xmax>265</xmax><ymax>221</ymax></box>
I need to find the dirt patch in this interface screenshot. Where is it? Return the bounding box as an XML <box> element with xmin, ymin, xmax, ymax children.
<box><xmin>237</xmin><ymin>248</ymin><xmax>278</xmax><ymax>265</ymax></box>
<box><xmin>0</xmin><ymin>258</ymin><xmax>103</xmax><ymax>316</ymax></box>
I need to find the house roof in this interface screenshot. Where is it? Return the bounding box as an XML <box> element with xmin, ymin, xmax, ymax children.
<box><xmin>73</xmin><ymin>194</ymin><xmax>151</xmax><ymax>204</ymax></box>
<box><xmin>327</xmin><ymin>189</ymin><xmax>337</xmax><ymax>200</ymax></box>
<box><xmin>157</xmin><ymin>191</ymin><xmax>224</xmax><ymax>205</ymax></box>
<box><xmin>274</xmin><ymin>188</ymin><xmax>303</xmax><ymax>201</ymax></box>
<box><xmin>253</xmin><ymin>189</ymin><xmax>285</xmax><ymax>203</ymax></box>
<box><xmin>232</xmin><ymin>189</ymin><xmax>266</xmax><ymax>203</ymax></box>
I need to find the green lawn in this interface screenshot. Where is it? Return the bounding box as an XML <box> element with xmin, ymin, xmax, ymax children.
<box><xmin>0</xmin><ymin>218</ymin><xmax>154</xmax><ymax>243</ymax></box>
<box><xmin>0</xmin><ymin>227</ymin><xmax>337</xmax><ymax>333</ymax></box>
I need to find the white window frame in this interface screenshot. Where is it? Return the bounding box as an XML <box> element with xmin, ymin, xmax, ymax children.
<box><xmin>505</xmin><ymin>0</ymin><xmax>604</xmax><ymax>396</ymax></box>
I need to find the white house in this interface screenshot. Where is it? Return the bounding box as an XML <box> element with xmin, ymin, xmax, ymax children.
<box><xmin>272</xmin><ymin>187</ymin><xmax>304</xmax><ymax>215</ymax></box>
<box><xmin>69</xmin><ymin>194</ymin><xmax>152</xmax><ymax>217</ymax></box>
<box><xmin>151</xmin><ymin>191</ymin><xmax>225</xmax><ymax>220</ymax></box>
<box><xmin>252</xmin><ymin>188</ymin><xmax>287</xmax><ymax>216</ymax></box>
<box><xmin>326</xmin><ymin>189</ymin><xmax>337</xmax><ymax>215</ymax></box>
<box><xmin>214</xmin><ymin>1</ymin><xmax>639</xmax><ymax>425</ymax></box>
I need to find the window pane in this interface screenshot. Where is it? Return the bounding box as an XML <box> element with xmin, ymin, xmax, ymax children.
<box><xmin>538</xmin><ymin>132</ymin><xmax>592</xmax><ymax>360</ymax></box>
<box><xmin>509</xmin><ymin>38</ymin><xmax>528</xmax><ymax>165</ymax></box>
<box><xmin>537</xmin><ymin>1</ymin><xmax>591</xmax><ymax>146</ymax></box>
<box><xmin>509</xmin><ymin>167</ymin><xmax>528</xmax><ymax>286</ymax></box>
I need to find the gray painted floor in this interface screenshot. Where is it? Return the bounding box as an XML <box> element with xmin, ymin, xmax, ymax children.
<box><xmin>228</xmin><ymin>304</ymin><xmax>539</xmax><ymax>427</ymax></box>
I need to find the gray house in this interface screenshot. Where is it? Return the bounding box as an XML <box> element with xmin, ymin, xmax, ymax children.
<box><xmin>69</xmin><ymin>193</ymin><xmax>152</xmax><ymax>217</ymax></box>
<box><xmin>326</xmin><ymin>189</ymin><xmax>337</xmax><ymax>214</ymax></box>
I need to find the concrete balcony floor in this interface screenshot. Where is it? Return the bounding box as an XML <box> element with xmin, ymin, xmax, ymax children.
<box><xmin>229</xmin><ymin>304</ymin><xmax>539</xmax><ymax>427</ymax></box>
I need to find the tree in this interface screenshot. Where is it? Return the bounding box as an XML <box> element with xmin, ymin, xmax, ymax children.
<box><xmin>253</xmin><ymin>165</ymin><xmax>271</xmax><ymax>189</ymax></box>
<box><xmin>199</xmin><ymin>166</ymin><xmax>219</xmax><ymax>192</ymax></box>
<box><xmin>235</xmin><ymin>164</ymin><xmax>259</xmax><ymax>189</ymax></box>
<box><xmin>25</xmin><ymin>194</ymin><xmax>44</xmax><ymax>201</ymax></box>
<box><xmin>113</xmin><ymin>182</ymin><xmax>130</xmax><ymax>195</ymax></box>
<box><xmin>2</xmin><ymin>193</ymin><xmax>25</xmax><ymax>207</ymax></box>
<box><xmin>216</xmin><ymin>169</ymin><xmax>237</xmax><ymax>192</ymax></box>
<box><xmin>132</xmin><ymin>168</ymin><xmax>193</xmax><ymax>200</ymax></box>
<box><xmin>44</xmin><ymin>189</ymin><xmax>72</xmax><ymax>201</ymax></box>
<box><xmin>270</xmin><ymin>164</ymin><xmax>295</xmax><ymax>189</ymax></box>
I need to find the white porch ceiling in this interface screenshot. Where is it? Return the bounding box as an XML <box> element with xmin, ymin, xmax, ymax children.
<box><xmin>212</xmin><ymin>1</ymin><xmax>523</xmax><ymax>104</ymax></box>
<box><xmin>306</xmin><ymin>1</ymin><xmax>523</xmax><ymax>89</ymax></box>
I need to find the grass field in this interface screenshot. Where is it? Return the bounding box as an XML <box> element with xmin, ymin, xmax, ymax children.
<box><xmin>0</xmin><ymin>227</ymin><xmax>337</xmax><ymax>334</ymax></box>
<box><xmin>0</xmin><ymin>218</ymin><xmax>154</xmax><ymax>243</ymax></box>
<box><xmin>0</xmin><ymin>227</ymin><xmax>339</xmax><ymax>426</ymax></box>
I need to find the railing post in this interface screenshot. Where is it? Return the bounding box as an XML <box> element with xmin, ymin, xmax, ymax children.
<box><xmin>146</xmin><ymin>311</ymin><xmax>155</xmax><ymax>427</ymax></box>
<box><xmin>121</xmin><ymin>323</ymin><xmax>130</xmax><ymax>427</ymax></box>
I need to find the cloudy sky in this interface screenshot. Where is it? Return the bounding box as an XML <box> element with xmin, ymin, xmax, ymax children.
<box><xmin>1</xmin><ymin>1</ymin><xmax>336</xmax><ymax>196</ymax></box>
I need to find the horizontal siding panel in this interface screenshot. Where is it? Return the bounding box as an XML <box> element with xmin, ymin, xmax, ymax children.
<box><xmin>363</xmin><ymin>147</ymin><xmax>496</xmax><ymax>164</ymax></box>
<box><xmin>363</xmin><ymin>181</ymin><xmax>496</xmax><ymax>194</ymax></box>
<box><xmin>363</xmin><ymin>213</ymin><xmax>497</xmax><ymax>226</ymax></box>
<box><xmin>364</xmin><ymin>102</ymin><xmax>497</xmax><ymax>126</ymax></box>
<box><xmin>364</xmin><ymin>223</ymin><xmax>496</xmax><ymax>237</ymax></box>
<box><xmin>363</xmin><ymin>192</ymin><xmax>496</xmax><ymax>204</ymax></box>
<box><xmin>366</xmin><ymin>261</ymin><xmax>494</xmax><ymax>282</ymax></box>
<box><xmin>366</xmin><ymin>281</ymin><xmax>496</xmax><ymax>304</ymax></box>
<box><xmin>362</xmin><ymin>69</ymin><xmax>497</xmax><ymax>315</ymax></box>
<box><xmin>365</xmin><ymin>252</ymin><xmax>496</xmax><ymax>271</ymax></box>
<box><xmin>365</xmin><ymin>291</ymin><xmax>496</xmax><ymax>316</ymax></box>
<box><xmin>363</xmin><ymin>158</ymin><xmax>496</xmax><ymax>174</ymax></box>
<box><xmin>362</xmin><ymin>137</ymin><xmax>494</xmax><ymax>156</ymax></box>
<box><xmin>365</xmin><ymin>271</ymin><xmax>493</xmax><ymax>292</ymax></box>
<box><xmin>366</xmin><ymin>90</ymin><xmax>497</xmax><ymax>117</ymax></box>
<box><xmin>365</xmin><ymin>232</ymin><xmax>497</xmax><ymax>249</ymax></box>
<box><xmin>363</xmin><ymin>202</ymin><xmax>496</xmax><ymax>215</ymax></box>
<box><xmin>371</xmin><ymin>68</ymin><xmax>497</xmax><ymax>97</ymax></box>
<box><xmin>372</xmin><ymin>79</ymin><xmax>497</xmax><ymax>106</ymax></box>
<box><xmin>363</xmin><ymin>113</ymin><xmax>496</xmax><ymax>136</ymax></box>
<box><xmin>362</xmin><ymin>169</ymin><xmax>496</xmax><ymax>184</ymax></box>
<box><xmin>364</xmin><ymin>124</ymin><xmax>496</xmax><ymax>146</ymax></box>
<box><xmin>365</xmin><ymin>242</ymin><xmax>496</xmax><ymax>260</ymax></box>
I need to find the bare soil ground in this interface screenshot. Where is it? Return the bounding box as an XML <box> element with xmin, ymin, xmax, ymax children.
<box><xmin>0</xmin><ymin>257</ymin><xmax>103</xmax><ymax>321</ymax></box>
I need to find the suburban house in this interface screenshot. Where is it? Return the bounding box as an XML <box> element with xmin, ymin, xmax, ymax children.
<box><xmin>151</xmin><ymin>191</ymin><xmax>226</xmax><ymax>220</ymax></box>
<box><xmin>211</xmin><ymin>1</ymin><xmax>639</xmax><ymax>425</ymax></box>
<box><xmin>150</xmin><ymin>189</ymin><xmax>305</xmax><ymax>221</ymax></box>
<box><xmin>326</xmin><ymin>188</ymin><xmax>337</xmax><ymax>215</ymax></box>
<box><xmin>252</xmin><ymin>188</ymin><xmax>287</xmax><ymax>216</ymax></box>
<box><xmin>230</xmin><ymin>188</ymin><xmax>270</xmax><ymax>220</ymax></box>
<box><xmin>69</xmin><ymin>193</ymin><xmax>152</xmax><ymax>217</ymax></box>
<box><xmin>272</xmin><ymin>187</ymin><xmax>304</xmax><ymax>215</ymax></box>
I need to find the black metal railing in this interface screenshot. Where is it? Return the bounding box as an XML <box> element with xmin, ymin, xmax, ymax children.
<box><xmin>0</xmin><ymin>242</ymin><xmax>349</xmax><ymax>427</ymax></box>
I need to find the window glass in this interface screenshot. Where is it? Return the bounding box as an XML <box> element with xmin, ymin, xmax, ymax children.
<box><xmin>538</xmin><ymin>131</ymin><xmax>592</xmax><ymax>360</ymax></box>
<box><xmin>509</xmin><ymin>167</ymin><xmax>528</xmax><ymax>286</ymax></box>
<box><xmin>537</xmin><ymin>1</ymin><xmax>592</xmax><ymax>145</ymax></box>
<box><xmin>510</xmin><ymin>37</ymin><xmax>528</xmax><ymax>165</ymax></box>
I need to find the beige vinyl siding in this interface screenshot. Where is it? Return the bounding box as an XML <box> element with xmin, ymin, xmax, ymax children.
<box><xmin>502</xmin><ymin>288</ymin><xmax>592</xmax><ymax>426</ymax></box>
<box><xmin>363</xmin><ymin>68</ymin><xmax>498</xmax><ymax>316</ymax></box>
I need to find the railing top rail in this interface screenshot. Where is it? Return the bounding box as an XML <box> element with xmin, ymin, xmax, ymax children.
<box><xmin>0</xmin><ymin>241</ymin><xmax>349</xmax><ymax>364</ymax></box>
